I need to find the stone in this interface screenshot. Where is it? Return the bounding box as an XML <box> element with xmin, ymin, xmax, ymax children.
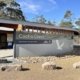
<box><xmin>73</xmin><ymin>62</ymin><xmax>80</xmax><ymax>69</ymax></box>
<box><xmin>0</xmin><ymin>64</ymin><xmax>23</xmax><ymax>71</ymax></box>
<box><xmin>15</xmin><ymin>64</ymin><xmax>22</xmax><ymax>71</ymax></box>
<box><xmin>0</xmin><ymin>65</ymin><xmax>7</xmax><ymax>71</ymax></box>
<box><xmin>18</xmin><ymin>56</ymin><xmax>57</xmax><ymax>63</ymax></box>
<box><xmin>42</xmin><ymin>62</ymin><xmax>56</xmax><ymax>70</ymax></box>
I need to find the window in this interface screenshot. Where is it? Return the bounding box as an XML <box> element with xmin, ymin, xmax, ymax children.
<box><xmin>42</xmin><ymin>30</ymin><xmax>45</xmax><ymax>34</ymax></box>
<box><xmin>33</xmin><ymin>29</ymin><xmax>38</xmax><ymax>33</ymax></box>
<box><xmin>29</xmin><ymin>29</ymin><xmax>33</xmax><ymax>32</ymax></box>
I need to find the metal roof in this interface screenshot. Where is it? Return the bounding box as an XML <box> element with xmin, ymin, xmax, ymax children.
<box><xmin>0</xmin><ymin>19</ymin><xmax>79</xmax><ymax>34</ymax></box>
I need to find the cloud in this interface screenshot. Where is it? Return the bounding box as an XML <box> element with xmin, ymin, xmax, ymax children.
<box><xmin>48</xmin><ymin>0</ymin><xmax>57</xmax><ymax>5</ymax></box>
<box><xmin>17</xmin><ymin>0</ymin><xmax>41</xmax><ymax>14</ymax></box>
<box><xmin>17</xmin><ymin>0</ymin><xmax>58</xmax><ymax>15</ymax></box>
<box><xmin>26</xmin><ymin>4</ymin><xmax>41</xmax><ymax>13</ymax></box>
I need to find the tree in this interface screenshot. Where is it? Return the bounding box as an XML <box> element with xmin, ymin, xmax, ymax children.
<box><xmin>34</xmin><ymin>15</ymin><xmax>46</xmax><ymax>24</ymax></box>
<box><xmin>10</xmin><ymin>1</ymin><xmax>20</xmax><ymax>8</ymax></box>
<box><xmin>0</xmin><ymin>1</ymin><xmax>7</xmax><ymax>18</ymax></box>
<box><xmin>0</xmin><ymin>1</ymin><xmax>26</xmax><ymax>21</ymax></box>
<box><xmin>47</xmin><ymin>21</ymin><xmax>52</xmax><ymax>25</ymax></box>
<box><xmin>47</xmin><ymin>20</ymin><xmax>56</xmax><ymax>26</ymax></box>
<box><xmin>15</xmin><ymin>9</ymin><xmax>25</xmax><ymax>20</ymax></box>
<box><xmin>0</xmin><ymin>0</ymin><xmax>14</xmax><ymax>4</ymax></box>
<box><xmin>60</xmin><ymin>20</ymin><xmax>73</xmax><ymax>28</ymax></box>
<box><xmin>0</xmin><ymin>1</ymin><xmax>6</xmax><ymax>9</ymax></box>
<box><xmin>60</xmin><ymin>10</ymin><xmax>73</xmax><ymax>28</ymax></box>
<box><xmin>64</xmin><ymin>10</ymin><xmax>72</xmax><ymax>20</ymax></box>
<box><xmin>75</xmin><ymin>18</ymin><xmax>80</xmax><ymax>29</ymax></box>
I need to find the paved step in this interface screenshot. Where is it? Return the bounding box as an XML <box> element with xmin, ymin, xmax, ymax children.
<box><xmin>0</xmin><ymin>49</ymin><xmax>13</xmax><ymax>58</ymax></box>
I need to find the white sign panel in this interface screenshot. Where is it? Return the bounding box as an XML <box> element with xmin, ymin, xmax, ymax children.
<box><xmin>7</xmin><ymin>34</ymin><xmax>13</xmax><ymax>42</ymax></box>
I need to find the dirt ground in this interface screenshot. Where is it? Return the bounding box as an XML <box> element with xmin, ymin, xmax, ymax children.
<box><xmin>0</xmin><ymin>56</ymin><xmax>80</xmax><ymax>80</ymax></box>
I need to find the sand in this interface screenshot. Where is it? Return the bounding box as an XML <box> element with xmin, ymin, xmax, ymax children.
<box><xmin>0</xmin><ymin>56</ymin><xmax>80</xmax><ymax>80</ymax></box>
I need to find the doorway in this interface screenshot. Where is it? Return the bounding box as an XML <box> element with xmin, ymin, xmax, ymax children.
<box><xmin>0</xmin><ymin>33</ymin><xmax>7</xmax><ymax>49</ymax></box>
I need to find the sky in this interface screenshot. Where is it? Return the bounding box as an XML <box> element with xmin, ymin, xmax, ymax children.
<box><xmin>16</xmin><ymin>0</ymin><xmax>80</xmax><ymax>24</ymax></box>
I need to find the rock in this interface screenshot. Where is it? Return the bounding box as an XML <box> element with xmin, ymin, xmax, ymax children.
<box><xmin>0</xmin><ymin>65</ymin><xmax>7</xmax><ymax>71</ymax></box>
<box><xmin>15</xmin><ymin>64</ymin><xmax>23</xmax><ymax>71</ymax></box>
<box><xmin>9</xmin><ymin>64</ymin><xmax>23</xmax><ymax>71</ymax></box>
<box><xmin>0</xmin><ymin>64</ymin><xmax>23</xmax><ymax>71</ymax></box>
<box><xmin>18</xmin><ymin>56</ymin><xmax>57</xmax><ymax>63</ymax></box>
<box><xmin>42</xmin><ymin>62</ymin><xmax>56</xmax><ymax>70</ymax></box>
<box><xmin>73</xmin><ymin>62</ymin><xmax>80</xmax><ymax>69</ymax></box>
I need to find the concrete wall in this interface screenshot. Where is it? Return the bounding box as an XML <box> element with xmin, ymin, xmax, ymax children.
<box><xmin>73</xmin><ymin>45</ymin><xmax>80</xmax><ymax>55</ymax></box>
<box><xmin>15</xmin><ymin>38</ymin><xmax>73</xmax><ymax>57</ymax></box>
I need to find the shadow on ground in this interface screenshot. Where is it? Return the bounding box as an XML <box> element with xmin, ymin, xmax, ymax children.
<box><xmin>21</xmin><ymin>68</ymin><xmax>30</xmax><ymax>71</ymax></box>
<box><xmin>56</xmin><ymin>66</ymin><xmax>63</xmax><ymax>70</ymax></box>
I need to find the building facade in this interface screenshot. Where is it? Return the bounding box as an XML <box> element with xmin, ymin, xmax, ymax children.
<box><xmin>0</xmin><ymin>19</ymin><xmax>79</xmax><ymax>57</ymax></box>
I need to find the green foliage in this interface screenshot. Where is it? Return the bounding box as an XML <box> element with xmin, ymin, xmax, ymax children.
<box><xmin>60</xmin><ymin>21</ymin><xmax>73</xmax><ymax>28</ymax></box>
<box><xmin>75</xmin><ymin>18</ymin><xmax>80</xmax><ymax>29</ymax></box>
<box><xmin>0</xmin><ymin>1</ymin><xmax>6</xmax><ymax>8</ymax></box>
<box><xmin>64</xmin><ymin>10</ymin><xmax>72</xmax><ymax>20</ymax></box>
<box><xmin>33</xmin><ymin>15</ymin><xmax>56</xmax><ymax>26</ymax></box>
<box><xmin>11</xmin><ymin>1</ymin><xmax>20</xmax><ymax>7</ymax></box>
<box><xmin>34</xmin><ymin>15</ymin><xmax>46</xmax><ymax>24</ymax></box>
<box><xmin>0</xmin><ymin>1</ymin><xmax>26</xmax><ymax>21</ymax></box>
<box><xmin>47</xmin><ymin>21</ymin><xmax>56</xmax><ymax>26</ymax></box>
<box><xmin>60</xmin><ymin>10</ymin><xmax>73</xmax><ymax>28</ymax></box>
<box><xmin>47</xmin><ymin>21</ymin><xmax>53</xmax><ymax>25</ymax></box>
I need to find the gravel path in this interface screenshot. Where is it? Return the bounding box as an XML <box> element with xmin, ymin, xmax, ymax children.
<box><xmin>0</xmin><ymin>56</ymin><xmax>80</xmax><ymax>80</ymax></box>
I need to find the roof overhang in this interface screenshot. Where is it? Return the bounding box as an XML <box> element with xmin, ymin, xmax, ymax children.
<box><xmin>0</xmin><ymin>19</ymin><xmax>79</xmax><ymax>35</ymax></box>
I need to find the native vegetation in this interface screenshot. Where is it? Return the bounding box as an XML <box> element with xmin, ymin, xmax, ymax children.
<box><xmin>0</xmin><ymin>0</ymin><xmax>25</xmax><ymax>21</ymax></box>
<box><xmin>0</xmin><ymin>0</ymin><xmax>80</xmax><ymax>30</ymax></box>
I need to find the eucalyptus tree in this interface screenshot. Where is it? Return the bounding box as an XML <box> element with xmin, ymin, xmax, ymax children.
<box><xmin>60</xmin><ymin>10</ymin><xmax>74</xmax><ymax>28</ymax></box>
<box><xmin>34</xmin><ymin>15</ymin><xmax>46</xmax><ymax>24</ymax></box>
<box><xmin>60</xmin><ymin>20</ymin><xmax>73</xmax><ymax>28</ymax></box>
<box><xmin>47</xmin><ymin>20</ymin><xmax>56</xmax><ymax>26</ymax></box>
<box><xmin>64</xmin><ymin>10</ymin><xmax>72</xmax><ymax>21</ymax></box>
<box><xmin>75</xmin><ymin>18</ymin><xmax>80</xmax><ymax>30</ymax></box>
<box><xmin>0</xmin><ymin>1</ymin><xmax>6</xmax><ymax>17</ymax></box>
<box><xmin>0</xmin><ymin>0</ymin><xmax>26</xmax><ymax>21</ymax></box>
<box><xmin>6</xmin><ymin>1</ymin><xmax>25</xmax><ymax>21</ymax></box>
<box><xmin>0</xmin><ymin>1</ymin><xmax>6</xmax><ymax>9</ymax></box>
<box><xmin>47</xmin><ymin>21</ymin><xmax>52</xmax><ymax>25</ymax></box>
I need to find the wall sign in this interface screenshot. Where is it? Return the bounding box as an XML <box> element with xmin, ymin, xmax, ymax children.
<box><xmin>16</xmin><ymin>40</ymin><xmax>52</xmax><ymax>44</ymax></box>
<box><xmin>16</xmin><ymin>31</ymin><xmax>52</xmax><ymax>44</ymax></box>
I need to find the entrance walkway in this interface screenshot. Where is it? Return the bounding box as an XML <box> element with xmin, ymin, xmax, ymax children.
<box><xmin>0</xmin><ymin>49</ymin><xmax>13</xmax><ymax>58</ymax></box>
